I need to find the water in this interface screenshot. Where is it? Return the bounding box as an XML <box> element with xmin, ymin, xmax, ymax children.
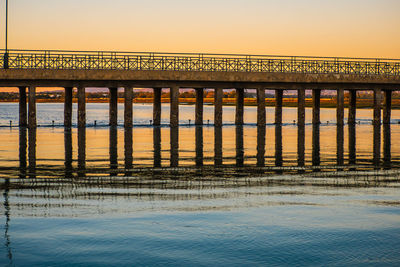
<box><xmin>1</xmin><ymin>103</ymin><xmax>400</xmax><ymax>266</ymax></box>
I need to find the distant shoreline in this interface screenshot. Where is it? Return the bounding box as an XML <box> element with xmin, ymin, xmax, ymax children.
<box><xmin>1</xmin><ymin>98</ymin><xmax>399</xmax><ymax>109</ymax></box>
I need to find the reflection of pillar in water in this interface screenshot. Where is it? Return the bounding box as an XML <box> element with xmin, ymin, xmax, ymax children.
<box><xmin>337</xmin><ymin>123</ymin><xmax>344</xmax><ymax>167</ymax></box>
<box><xmin>19</xmin><ymin>127</ymin><xmax>27</xmax><ymax>178</ymax></box>
<box><xmin>348</xmin><ymin>123</ymin><xmax>356</xmax><ymax>166</ymax></box>
<box><xmin>383</xmin><ymin>123</ymin><xmax>391</xmax><ymax>168</ymax></box>
<box><xmin>195</xmin><ymin>126</ymin><xmax>203</xmax><ymax>167</ymax></box>
<box><xmin>236</xmin><ymin>125</ymin><xmax>244</xmax><ymax>167</ymax></box>
<box><xmin>214</xmin><ymin>126</ymin><xmax>223</xmax><ymax>166</ymax></box>
<box><xmin>373</xmin><ymin>88</ymin><xmax>382</xmax><ymax>167</ymax></box>
<box><xmin>297</xmin><ymin>89</ymin><xmax>305</xmax><ymax>167</ymax></box>
<box><xmin>312</xmin><ymin>123</ymin><xmax>320</xmax><ymax>168</ymax></box>
<box><xmin>153</xmin><ymin>127</ymin><xmax>161</xmax><ymax>168</ymax></box>
<box><xmin>275</xmin><ymin>124</ymin><xmax>283</xmax><ymax>167</ymax></box>
<box><xmin>257</xmin><ymin>125</ymin><xmax>266</xmax><ymax>167</ymax></box>
<box><xmin>170</xmin><ymin>127</ymin><xmax>179</xmax><ymax>167</ymax></box>
<box><xmin>78</xmin><ymin>127</ymin><xmax>86</xmax><ymax>176</ymax></box>
<box><xmin>64</xmin><ymin>128</ymin><xmax>73</xmax><ymax>178</ymax></box>
<box><xmin>109</xmin><ymin>126</ymin><xmax>118</xmax><ymax>176</ymax></box>
<box><xmin>28</xmin><ymin>127</ymin><xmax>36</xmax><ymax>178</ymax></box>
<box><xmin>124</xmin><ymin>127</ymin><xmax>133</xmax><ymax>174</ymax></box>
<box><xmin>383</xmin><ymin>90</ymin><xmax>391</xmax><ymax>168</ymax></box>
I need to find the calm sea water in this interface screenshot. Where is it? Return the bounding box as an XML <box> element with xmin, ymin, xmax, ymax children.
<box><xmin>1</xmin><ymin>103</ymin><xmax>400</xmax><ymax>266</ymax></box>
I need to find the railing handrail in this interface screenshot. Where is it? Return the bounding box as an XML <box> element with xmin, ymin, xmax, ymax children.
<box><xmin>2</xmin><ymin>48</ymin><xmax>400</xmax><ymax>62</ymax></box>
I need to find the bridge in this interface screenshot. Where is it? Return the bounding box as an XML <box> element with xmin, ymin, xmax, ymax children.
<box><xmin>1</xmin><ymin>49</ymin><xmax>400</xmax><ymax>167</ymax></box>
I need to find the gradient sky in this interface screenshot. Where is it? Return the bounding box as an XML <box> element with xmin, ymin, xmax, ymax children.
<box><xmin>0</xmin><ymin>0</ymin><xmax>399</xmax><ymax>58</ymax></box>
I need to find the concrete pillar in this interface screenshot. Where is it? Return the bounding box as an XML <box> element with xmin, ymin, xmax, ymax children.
<box><xmin>297</xmin><ymin>89</ymin><xmax>305</xmax><ymax>126</ymax></box>
<box><xmin>297</xmin><ymin>89</ymin><xmax>305</xmax><ymax>167</ymax></box>
<box><xmin>153</xmin><ymin>88</ymin><xmax>162</xmax><ymax>126</ymax></box>
<box><xmin>153</xmin><ymin>127</ymin><xmax>161</xmax><ymax>167</ymax></box>
<box><xmin>312</xmin><ymin>89</ymin><xmax>320</xmax><ymax>124</ymax></box>
<box><xmin>28</xmin><ymin>86</ymin><xmax>36</xmax><ymax>128</ymax></box>
<box><xmin>64</xmin><ymin>128</ymin><xmax>73</xmax><ymax>178</ymax></box>
<box><xmin>195</xmin><ymin>88</ymin><xmax>204</xmax><ymax>125</ymax></box>
<box><xmin>109</xmin><ymin>87</ymin><xmax>118</xmax><ymax>126</ymax></box>
<box><xmin>170</xmin><ymin>126</ymin><xmax>179</xmax><ymax>167</ymax></box>
<box><xmin>214</xmin><ymin>88</ymin><xmax>223</xmax><ymax>127</ymax></box>
<box><xmin>348</xmin><ymin>90</ymin><xmax>357</xmax><ymax>124</ymax></box>
<box><xmin>124</xmin><ymin>127</ymin><xmax>133</xmax><ymax>174</ymax></box>
<box><xmin>195</xmin><ymin>126</ymin><xmax>203</xmax><ymax>166</ymax></box>
<box><xmin>214</xmin><ymin>126</ymin><xmax>223</xmax><ymax>166</ymax></box>
<box><xmin>373</xmin><ymin>88</ymin><xmax>382</xmax><ymax>166</ymax></box>
<box><xmin>275</xmin><ymin>124</ymin><xmax>283</xmax><ymax>167</ymax></box>
<box><xmin>170</xmin><ymin>85</ymin><xmax>179</xmax><ymax>127</ymax></box>
<box><xmin>337</xmin><ymin>88</ymin><xmax>344</xmax><ymax>126</ymax></box>
<box><xmin>236</xmin><ymin>125</ymin><xmax>244</xmax><ymax>167</ymax></box>
<box><xmin>383</xmin><ymin>90</ymin><xmax>391</xmax><ymax>168</ymax></box>
<box><xmin>235</xmin><ymin>88</ymin><xmax>244</xmax><ymax>125</ymax></box>
<box><xmin>275</xmin><ymin>90</ymin><xmax>283</xmax><ymax>125</ymax></box>
<box><xmin>257</xmin><ymin>125</ymin><xmax>266</xmax><ymax>167</ymax></box>
<box><xmin>373</xmin><ymin>88</ymin><xmax>382</xmax><ymax>125</ymax></box>
<box><xmin>124</xmin><ymin>86</ymin><xmax>133</xmax><ymax>128</ymax></box>
<box><xmin>64</xmin><ymin>87</ymin><xmax>73</xmax><ymax>128</ymax></box>
<box><xmin>77</xmin><ymin>86</ymin><xmax>86</xmax><ymax>128</ymax></box>
<box><xmin>109</xmin><ymin>126</ymin><xmax>118</xmax><ymax>176</ymax></box>
<box><xmin>383</xmin><ymin>90</ymin><xmax>391</xmax><ymax>124</ymax></box>
<box><xmin>257</xmin><ymin>87</ymin><xmax>266</xmax><ymax>126</ymax></box>
<box><xmin>19</xmin><ymin>87</ymin><xmax>27</xmax><ymax>127</ymax></box>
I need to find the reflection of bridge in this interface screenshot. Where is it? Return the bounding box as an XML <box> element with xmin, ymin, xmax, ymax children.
<box><xmin>1</xmin><ymin>49</ymin><xmax>400</xmax><ymax>167</ymax></box>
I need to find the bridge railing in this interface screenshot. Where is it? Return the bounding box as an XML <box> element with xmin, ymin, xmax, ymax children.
<box><xmin>1</xmin><ymin>49</ymin><xmax>400</xmax><ymax>75</ymax></box>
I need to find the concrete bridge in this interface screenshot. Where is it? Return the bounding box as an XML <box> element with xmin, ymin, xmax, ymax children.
<box><xmin>1</xmin><ymin>49</ymin><xmax>400</xmax><ymax>167</ymax></box>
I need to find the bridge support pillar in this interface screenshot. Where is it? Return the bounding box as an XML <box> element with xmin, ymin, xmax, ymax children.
<box><xmin>19</xmin><ymin>86</ymin><xmax>27</xmax><ymax>127</ymax></box>
<box><xmin>64</xmin><ymin>87</ymin><xmax>73</xmax><ymax>128</ymax></box>
<box><xmin>124</xmin><ymin>87</ymin><xmax>133</xmax><ymax>127</ymax></box>
<box><xmin>337</xmin><ymin>88</ymin><xmax>344</xmax><ymax>126</ymax></box>
<box><xmin>337</xmin><ymin>88</ymin><xmax>345</xmax><ymax>166</ymax></box>
<box><xmin>373</xmin><ymin>88</ymin><xmax>382</xmax><ymax>166</ymax></box>
<box><xmin>312</xmin><ymin>89</ymin><xmax>320</xmax><ymax>124</ymax></box>
<box><xmin>77</xmin><ymin>86</ymin><xmax>86</xmax><ymax>128</ymax></box>
<box><xmin>28</xmin><ymin>86</ymin><xmax>36</xmax><ymax>128</ymax></box>
<box><xmin>348</xmin><ymin>90</ymin><xmax>357</xmax><ymax>124</ymax></box>
<box><xmin>275</xmin><ymin>90</ymin><xmax>283</xmax><ymax>125</ymax></box>
<box><xmin>214</xmin><ymin>88</ymin><xmax>223</xmax><ymax>127</ymax></box>
<box><xmin>235</xmin><ymin>88</ymin><xmax>244</xmax><ymax>125</ymax></box>
<box><xmin>383</xmin><ymin>90</ymin><xmax>391</xmax><ymax>125</ymax></box>
<box><xmin>109</xmin><ymin>87</ymin><xmax>118</xmax><ymax>126</ymax></box>
<box><xmin>170</xmin><ymin>85</ymin><xmax>179</xmax><ymax>127</ymax></box>
<box><xmin>257</xmin><ymin>87</ymin><xmax>266</xmax><ymax>126</ymax></box>
<box><xmin>153</xmin><ymin>88</ymin><xmax>162</xmax><ymax>126</ymax></box>
<box><xmin>195</xmin><ymin>88</ymin><xmax>203</xmax><ymax>125</ymax></box>
<box><xmin>297</xmin><ymin>89</ymin><xmax>305</xmax><ymax>167</ymax></box>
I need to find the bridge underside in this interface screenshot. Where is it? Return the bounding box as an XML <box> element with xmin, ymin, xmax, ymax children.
<box><xmin>1</xmin><ymin>69</ymin><xmax>399</xmax><ymax>89</ymax></box>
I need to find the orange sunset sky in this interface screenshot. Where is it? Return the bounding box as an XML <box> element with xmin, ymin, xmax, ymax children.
<box><xmin>1</xmin><ymin>0</ymin><xmax>399</xmax><ymax>92</ymax></box>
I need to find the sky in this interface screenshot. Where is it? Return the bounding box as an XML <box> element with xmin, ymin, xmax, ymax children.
<box><xmin>0</xmin><ymin>0</ymin><xmax>399</xmax><ymax>59</ymax></box>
